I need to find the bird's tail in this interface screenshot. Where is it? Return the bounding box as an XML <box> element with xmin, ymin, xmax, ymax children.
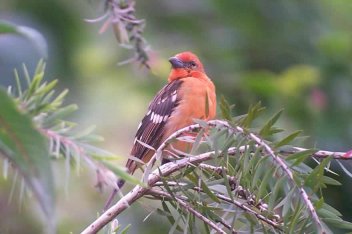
<box><xmin>103</xmin><ymin>178</ymin><xmax>126</xmax><ymax>211</ymax></box>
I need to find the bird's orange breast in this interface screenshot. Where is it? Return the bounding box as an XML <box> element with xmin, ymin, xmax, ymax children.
<box><xmin>164</xmin><ymin>76</ymin><xmax>216</xmax><ymax>141</ymax></box>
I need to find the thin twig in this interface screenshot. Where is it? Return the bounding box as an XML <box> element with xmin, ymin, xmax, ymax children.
<box><xmin>283</xmin><ymin>147</ymin><xmax>352</xmax><ymax>160</ymax></box>
<box><xmin>42</xmin><ymin>129</ymin><xmax>96</xmax><ymax>169</ymax></box>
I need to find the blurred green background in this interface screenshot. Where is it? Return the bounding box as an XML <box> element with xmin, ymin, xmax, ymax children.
<box><xmin>1</xmin><ymin>0</ymin><xmax>352</xmax><ymax>233</ymax></box>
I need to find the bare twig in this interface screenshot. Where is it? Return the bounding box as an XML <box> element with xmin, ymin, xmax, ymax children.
<box><xmin>282</xmin><ymin>146</ymin><xmax>352</xmax><ymax>160</ymax></box>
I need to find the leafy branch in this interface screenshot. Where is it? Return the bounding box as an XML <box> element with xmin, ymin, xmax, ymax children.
<box><xmin>82</xmin><ymin>115</ymin><xmax>352</xmax><ymax>233</ymax></box>
<box><xmin>0</xmin><ymin>62</ymin><xmax>135</xmax><ymax>231</ymax></box>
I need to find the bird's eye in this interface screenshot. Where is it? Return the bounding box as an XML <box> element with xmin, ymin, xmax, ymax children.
<box><xmin>190</xmin><ymin>61</ymin><xmax>197</xmax><ymax>68</ymax></box>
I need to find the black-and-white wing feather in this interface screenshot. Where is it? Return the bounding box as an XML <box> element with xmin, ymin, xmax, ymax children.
<box><xmin>126</xmin><ymin>79</ymin><xmax>183</xmax><ymax>172</ymax></box>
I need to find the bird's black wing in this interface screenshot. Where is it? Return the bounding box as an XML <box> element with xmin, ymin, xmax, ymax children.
<box><xmin>126</xmin><ymin>79</ymin><xmax>183</xmax><ymax>172</ymax></box>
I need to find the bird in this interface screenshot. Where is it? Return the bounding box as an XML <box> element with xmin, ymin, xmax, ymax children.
<box><xmin>104</xmin><ymin>51</ymin><xmax>217</xmax><ymax>210</ymax></box>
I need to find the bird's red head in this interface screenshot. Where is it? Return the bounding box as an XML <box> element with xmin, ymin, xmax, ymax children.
<box><xmin>168</xmin><ymin>51</ymin><xmax>206</xmax><ymax>82</ymax></box>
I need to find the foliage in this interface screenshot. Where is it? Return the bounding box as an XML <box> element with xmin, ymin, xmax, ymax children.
<box><xmin>0</xmin><ymin>62</ymin><xmax>134</xmax><ymax>232</ymax></box>
<box><xmin>0</xmin><ymin>85</ymin><xmax>54</xmax><ymax>232</ymax></box>
<box><xmin>87</xmin><ymin>101</ymin><xmax>352</xmax><ymax>234</ymax></box>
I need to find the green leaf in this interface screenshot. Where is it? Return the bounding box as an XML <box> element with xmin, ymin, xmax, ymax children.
<box><xmin>0</xmin><ymin>22</ymin><xmax>16</xmax><ymax>33</ymax></box>
<box><xmin>190</xmin><ymin>128</ymin><xmax>205</xmax><ymax>155</ymax></box>
<box><xmin>304</xmin><ymin>157</ymin><xmax>332</xmax><ymax>191</ymax></box>
<box><xmin>322</xmin><ymin>219</ymin><xmax>352</xmax><ymax>230</ymax></box>
<box><xmin>275</xmin><ymin>188</ymin><xmax>294</xmax><ymax>215</ymax></box>
<box><xmin>285</xmin><ymin>149</ymin><xmax>316</xmax><ymax>167</ymax></box>
<box><xmin>0</xmin><ymin>89</ymin><xmax>55</xmax><ymax>228</ymax></box>
<box><xmin>42</xmin><ymin>104</ymin><xmax>78</xmax><ymax>127</ymax></box>
<box><xmin>288</xmin><ymin>202</ymin><xmax>304</xmax><ymax>234</ymax></box>
<box><xmin>337</xmin><ymin>221</ymin><xmax>352</xmax><ymax>230</ymax></box>
<box><xmin>222</xmin><ymin>167</ymin><xmax>234</xmax><ymax>201</ymax></box>
<box><xmin>200</xmin><ymin>181</ymin><xmax>220</xmax><ymax>203</ymax></box>
<box><xmin>169</xmin><ymin>213</ymin><xmax>183</xmax><ymax>234</ymax></box>
<box><xmin>268</xmin><ymin>176</ymin><xmax>286</xmax><ymax>211</ymax></box>
<box><xmin>257</xmin><ymin>166</ymin><xmax>274</xmax><ymax>200</ymax></box>
<box><xmin>321</xmin><ymin>203</ymin><xmax>342</xmax><ymax>217</ymax></box>
<box><xmin>238</xmin><ymin>102</ymin><xmax>266</xmax><ymax>128</ymax></box>
<box><xmin>314</xmin><ymin>197</ymin><xmax>325</xmax><ymax>210</ymax></box>
<box><xmin>322</xmin><ymin>176</ymin><xmax>341</xmax><ymax>186</ymax></box>
<box><xmin>160</xmin><ymin>202</ymin><xmax>183</xmax><ymax>232</ymax></box>
<box><xmin>259</xmin><ymin>109</ymin><xmax>283</xmax><ymax>137</ymax></box>
<box><xmin>275</xmin><ymin>130</ymin><xmax>302</xmax><ymax>147</ymax></box>
<box><xmin>219</xmin><ymin>95</ymin><xmax>233</xmax><ymax>121</ymax></box>
<box><xmin>0</xmin><ymin>20</ymin><xmax>47</xmax><ymax>58</ymax></box>
<box><xmin>159</xmin><ymin>168</ymin><xmax>178</xmax><ymax>201</ymax></box>
<box><xmin>119</xmin><ymin>224</ymin><xmax>131</xmax><ymax>234</ymax></box>
<box><xmin>251</xmin><ymin>156</ymin><xmax>269</xmax><ymax>190</ymax></box>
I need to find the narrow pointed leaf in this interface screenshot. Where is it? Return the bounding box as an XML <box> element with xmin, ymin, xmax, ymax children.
<box><xmin>275</xmin><ymin>130</ymin><xmax>302</xmax><ymax>147</ymax></box>
<box><xmin>304</xmin><ymin>156</ymin><xmax>332</xmax><ymax>191</ymax></box>
<box><xmin>259</xmin><ymin>109</ymin><xmax>283</xmax><ymax>137</ymax></box>
<box><xmin>257</xmin><ymin>167</ymin><xmax>274</xmax><ymax>200</ymax></box>
<box><xmin>268</xmin><ymin>175</ymin><xmax>286</xmax><ymax>211</ymax></box>
<box><xmin>42</xmin><ymin>104</ymin><xmax>78</xmax><ymax>127</ymax></box>
<box><xmin>219</xmin><ymin>95</ymin><xmax>233</xmax><ymax>121</ymax></box>
<box><xmin>120</xmin><ymin>224</ymin><xmax>131</xmax><ymax>234</ymax></box>
<box><xmin>240</xmin><ymin>102</ymin><xmax>266</xmax><ymax>128</ymax></box>
<box><xmin>200</xmin><ymin>181</ymin><xmax>220</xmax><ymax>203</ymax></box>
<box><xmin>286</xmin><ymin>149</ymin><xmax>316</xmax><ymax>167</ymax></box>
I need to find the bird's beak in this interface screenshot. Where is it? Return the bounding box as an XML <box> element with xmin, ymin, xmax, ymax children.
<box><xmin>169</xmin><ymin>57</ymin><xmax>184</xmax><ymax>69</ymax></box>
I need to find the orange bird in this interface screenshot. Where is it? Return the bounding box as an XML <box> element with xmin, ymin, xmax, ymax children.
<box><xmin>105</xmin><ymin>51</ymin><xmax>216</xmax><ymax>209</ymax></box>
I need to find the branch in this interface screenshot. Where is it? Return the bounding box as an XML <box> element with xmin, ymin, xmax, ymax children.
<box><xmin>82</xmin><ymin>145</ymin><xmax>283</xmax><ymax>233</ymax></box>
<box><xmin>42</xmin><ymin>129</ymin><xmax>124</xmax><ymax>192</ymax></box>
<box><xmin>42</xmin><ymin>129</ymin><xmax>95</xmax><ymax>167</ymax></box>
<box><xmin>282</xmin><ymin>146</ymin><xmax>352</xmax><ymax>160</ymax></box>
<box><xmin>208</xmin><ymin>120</ymin><xmax>324</xmax><ymax>232</ymax></box>
<box><xmin>152</xmin><ymin>181</ymin><xmax>283</xmax><ymax>230</ymax></box>
<box><xmin>82</xmin><ymin>120</ymin><xmax>350</xmax><ymax>233</ymax></box>
<box><xmin>81</xmin><ymin>148</ymin><xmax>220</xmax><ymax>234</ymax></box>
